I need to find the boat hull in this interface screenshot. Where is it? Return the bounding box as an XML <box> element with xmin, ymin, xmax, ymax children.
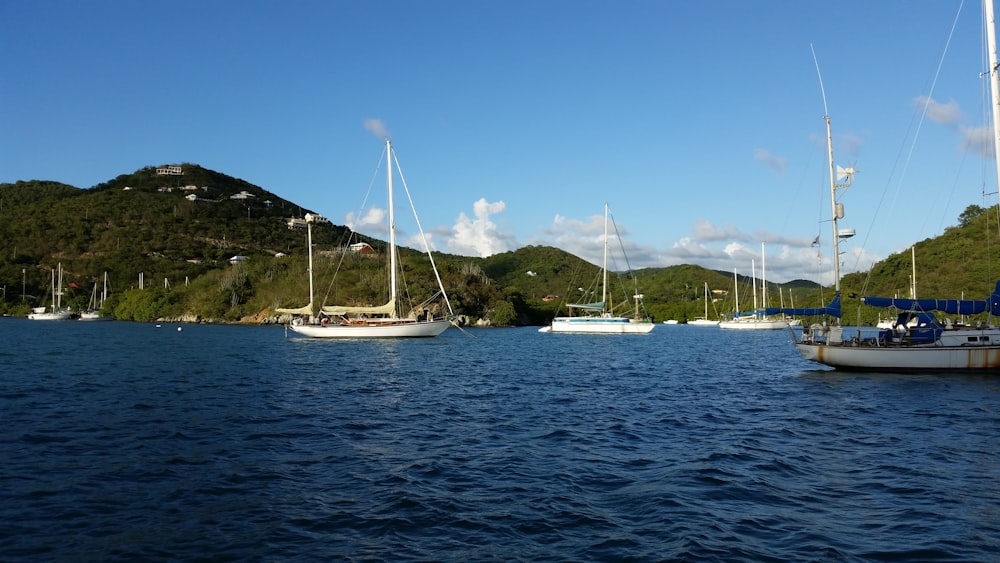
<box><xmin>550</xmin><ymin>317</ymin><xmax>655</xmax><ymax>334</ymax></box>
<box><xmin>719</xmin><ymin>318</ymin><xmax>789</xmax><ymax>330</ymax></box>
<box><xmin>796</xmin><ymin>341</ymin><xmax>1000</xmax><ymax>371</ymax></box>
<box><xmin>27</xmin><ymin>311</ymin><xmax>71</xmax><ymax>321</ymax></box>
<box><xmin>79</xmin><ymin>312</ymin><xmax>111</xmax><ymax>321</ymax></box>
<box><xmin>688</xmin><ymin>319</ymin><xmax>720</xmax><ymax>326</ymax></box>
<box><xmin>288</xmin><ymin>318</ymin><xmax>451</xmax><ymax>338</ymax></box>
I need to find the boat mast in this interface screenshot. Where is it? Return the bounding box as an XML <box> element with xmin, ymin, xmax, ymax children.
<box><xmin>761</xmin><ymin>242</ymin><xmax>767</xmax><ymax>310</ymax></box>
<box><xmin>824</xmin><ymin>115</ymin><xmax>841</xmax><ymax>294</ymax></box>
<box><xmin>602</xmin><ymin>202</ymin><xmax>609</xmax><ymax>312</ymax></box>
<box><xmin>704</xmin><ymin>282</ymin><xmax>709</xmax><ymax>318</ymax></box>
<box><xmin>306</xmin><ymin>215</ymin><xmax>315</xmax><ymax>314</ymax></box>
<box><xmin>55</xmin><ymin>263</ymin><xmax>63</xmax><ymax>310</ymax></box>
<box><xmin>733</xmin><ymin>268</ymin><xmax>739</xmax><ymax>317</ymax></box>
<box><xmin>987</xmin><ymin>0</ymin><xmax>1000</xmax><ymax>205</ymax></box>
<box><xmin>387</xmin><ymin>138</ymin><xmax>398</xmax><ymax>318</ymax></box>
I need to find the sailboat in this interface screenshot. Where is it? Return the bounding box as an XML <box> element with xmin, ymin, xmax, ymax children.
<box><xmin>544</xmin><ymin>203</ymin><xmax>655</xmax><ymax>334</ymax></box>
<box><xmin>688</xmin><ymin>282</ymin><xmax>720</xmax><ymax>326</ymax></box>
<box><xmin>27</xmin><ymin>263</ymin><xmax>72</xmax><ymax>321</ymax></box>
<box><xmin>719</xmin><ymin>243</ymin><xmax>789</xmax><ymax>330</ymax></box>
<box><xmin>792</xmin><ymin>0</ymin><xmax>1000</xmax><ymax>371</ymax></box>
<box><xmin>80</xmin><ymin>272</ymin><xmax>111</xmax><ymax>321</ymax></box>
<box><xmin>277</xmin><ymin>138</ymin><xmax>454</xmax><ymax>338</ymax></box>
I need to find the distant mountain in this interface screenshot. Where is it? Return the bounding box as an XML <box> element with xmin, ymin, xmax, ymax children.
<box><xmin>1</xmin><ymin>165</ymin><xmax>994</xmax><ymax>326</ymax></box>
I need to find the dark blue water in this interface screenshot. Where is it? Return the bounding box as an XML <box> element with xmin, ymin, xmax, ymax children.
<box><xmin>2</xmin><ymin>318</ymin><xmax>998</xmax><ymax>561</ymax></box>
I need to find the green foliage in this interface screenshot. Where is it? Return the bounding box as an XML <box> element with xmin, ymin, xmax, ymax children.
<box><xmin>958</xmin><ymin>204</ymin><xmax>986</xmax><ymax>228</ymax></box>
<box><xmin>488</xmin><ymin>300</ymin><xmax>517</xmax><ymax>326</ymax></box>
<box><xmin>4</xmin><ymin>165</ymin><xmax>1000</xmax><ymax>326</ymax></box>
<box><xmin>114</xmin><ymin>287</ymin><xmax>173</xmax><ymax>321</ymax></box>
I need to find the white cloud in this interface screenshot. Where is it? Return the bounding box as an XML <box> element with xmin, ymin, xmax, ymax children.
<box><xmin>443</xmin><ymin>198</ymin><xmax>517</xmax><ymax>257</ymax></box>
<box><xmin>345</xmin><ymin>206</ymin><xmax>387</xmax><ymax>237</ymax></box>
<box><xmin>363</xmin><ymin>118</ymin><xmax>390</xmax><ymax>138</ymax></box>
<box><xmin>754</xmin><ymin>148</ymin><xmax>787</xmax><ymax>175</ymax></box>
<box><xmin>915</xmin><ymin>95</ymin><xmax>963</xmax><ymax>125</ymax></box>
<box><xmin>961</xmin><ymin>124</ymin><xmax>993</xmax><ymax>158</ymax></box>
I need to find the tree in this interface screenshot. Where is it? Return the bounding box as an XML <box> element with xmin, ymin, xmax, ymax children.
<box><xmin>958</xmin><ymin>204</ymin><xmax>986</xmax><ymax>227</ymax></box>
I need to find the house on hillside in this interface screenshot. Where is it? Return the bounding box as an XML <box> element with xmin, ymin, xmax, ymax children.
<box><xmin>349</xmin><ymin>242</ymin><xmax>376</xmax><ymax>255</ymax></box>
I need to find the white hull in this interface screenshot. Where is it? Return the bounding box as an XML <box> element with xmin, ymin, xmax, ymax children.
<box><xmin>79</xmin><ymin>312</ymin><xmax>111</xmax><ymax>321</ymax></box>
<box><xmin>550</xmin><ymin>317</ymin><xmax>655</xmax><ymax>334</ymax></box>
<box><xmin>688</xmin><ymin>319</ymin><xmax>719</xmax><ymax>326</ymax></box>
<box><xmin>27</xmin><ymin>310</ymin><xmax>71</xmax><ymax>321</ymax></box>
<box><xmin>719</xmin><ymin>317</ymin><xmax>789</xmax><ymax>330</ymax></box>
<box><xmin>289</xmin><ymin>318</ymin><xmax>450</xmax><ymax>338</ymax></box>
<box><xmin>796</xmin><ymin>340</ymin><xmax>1000</xmax><ymax>370</ymax></box>
<box><xmin>279</xmin><ymin>140</ymin><xmax>454</xmax><ymax>340</ymax></box>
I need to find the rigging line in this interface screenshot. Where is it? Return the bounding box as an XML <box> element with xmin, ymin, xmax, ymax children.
<box><xmin>854</xmin><ymin>1</ymin><xmax>965</xmax><ymax>295</ymax></box>
<box><xmin>891</xmin><ymin>0</ymin><xmax>968</xmax><ymax>242</ymax></box>
<box><xmin>810</xmin><ymin>43</ymin><xmax>828</xmax><ymax>118</ymax></box>
<box><xmin>607</xmin><ymin>210</ymin><xmax>648</xmax><ymax>316</ymax></box>
<box><xmin>318</xmin><ymin>143</ymin><xmax>391</xmax><ymax>309</ymax></box>
<box><xmin>982</xmin><ymin>0</ymin><xmax>999</xmax><ymax>290</ymax></box>
<box><xmin>392</xmin><ymin>146</ymin><xmax>455</xmax><ymax>316</ymax></box>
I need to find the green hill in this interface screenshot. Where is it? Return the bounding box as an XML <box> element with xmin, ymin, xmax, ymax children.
<box><xmin>2</xmin><ymin>166</ymin><xmax>997</xmax><ymax>326</ymax></box>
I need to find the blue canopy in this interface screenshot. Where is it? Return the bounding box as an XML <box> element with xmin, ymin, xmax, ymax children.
<box><xmin>765</xmin><ymin>293</ymin><xmax>841</xmax><ymax>318</ymax></box>
<box><xmin>861</xmin><ymin>280</ymin><xmax>1000</xmax><ymax>316</ymax></box>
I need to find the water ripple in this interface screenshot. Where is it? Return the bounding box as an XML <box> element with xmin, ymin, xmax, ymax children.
<box><xmin>1</xmin><ymin>321</ymin><xmax>998</xmax><ymax>560</ymax></box>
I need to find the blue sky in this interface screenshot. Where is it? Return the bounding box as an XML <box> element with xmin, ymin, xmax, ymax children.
<box><xmin>2</xmin><ymin>0</ymin><xmax>996</xmax><ymax>285</ymax></box>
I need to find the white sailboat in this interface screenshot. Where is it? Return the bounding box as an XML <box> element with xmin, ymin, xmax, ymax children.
<box><xmin>688</xmin><ymin>282</ymin><xmax>719</xmax><ymax>326</ymax></box>
<box><xmin>545</xmin><ymin>203</ymin><xmax>655</xmax><ymax>334</ymax></box>
<box><xmin>80</xmin><ymin>272</ymin><xmax>111</xmax><ymax>321</ymax></box>
<box><xmin>27</xmin><ymin>263</ymin><xmax>72</xmax><ymax>321</ymax></box>
<box><xmin>277</xmin><ymin>138</ymin><xmax>453</xmax><ymax>338</ymax></box>
<box><xmin>793</xmin><ymin>0</ymin><xmax>1000</xmax><ymax>371</ymax></box>
<box><xmin>719</xmin><ymin>244</ymin><xmax>789</xmax><ymax>330</ymax></box>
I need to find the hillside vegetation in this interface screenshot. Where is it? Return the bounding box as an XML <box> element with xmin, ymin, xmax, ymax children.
<box><xmin>2</xmin><ymin>166</ymin><xmax>997</xmax><ymax>326</ymax></box>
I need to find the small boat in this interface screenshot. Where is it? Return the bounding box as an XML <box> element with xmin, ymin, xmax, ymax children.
<box><xmin>688</xmin><ymin>282</ymin><xmax>719</xmax><ymax>326</ymax></box>
<box><xmin>277</xmin><ymin>138</ymin><xmax>454</xmax><ymax>338</ymax></box>
<box><xmin>719</xmin><ymin>246</ymin><xmax>789</xmax><ymax>330</ymax></box>
<box><xmin>546</xmin><ymin>203</ymin><xmax>655</xmax><ymax>334</ymax></box>
<box><xmin>79</xmin><ymin>272</ymin><xmax>111</xmax><ymax>321</ymax></box>
<box><xmin>790</xmin><ymin>2</ymin><xmax>1000</xmax><ymax>371</ymax></box>
<box><xmin>27</xmin><ymin>263</ymin><xmax>71</xmax><ymax>321</ymax></box>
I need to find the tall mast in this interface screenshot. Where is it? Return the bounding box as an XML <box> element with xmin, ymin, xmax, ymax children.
<box><xmin>761</xmin><ymin>242</ymin><xmax>767</xmax><ymax>309</ymax></box>
<box><xmin>387</xmin><ymin>138</ymin><xmax>398</xmax><ymax>317</ymax></box>
<box><xmin>704</xmin><ymin>282</ymin><xmax>709</xmax><ymax>318</ymax></box>
<box><xmin>306</xmin><ymin>216</ymin><xmax>315</xmax><ymax>313</ymax></box>
<box><xmin>825</xmin><ymin>115</ymin><xmax>841</xmax><ymax>293</ymax></box>
<box><xmin>733</xmin><ymin>268</ymin><xmax>739</xmax><ymax>316</ymax></box>
<box><xmin>987</xmin><ymin>0</ymin><xmax>1000</xmax><ymax>197</ymax></box>
<box><xmin>602</xmin><ymin>202</ymin><xmax>609</xmax><ymax>310</ymax></box>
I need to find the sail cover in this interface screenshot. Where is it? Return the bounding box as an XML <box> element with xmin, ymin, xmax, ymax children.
<box><xmin>862</xmin><ymin>280</ymin><xmax>1000</xmax><ymax>316</ymax></box>
<box><xmin>276</xmin><ymin>302</ymin><xmax>314</xmax><ymax>315</ymax></box>
<box><xmin>321</xmin><ymin>299</ymin><xmax>396</xmax><ymax>316</ymax></box>
<box><xmin>567</xmin><ymin>301</ymin><xmax>605</xmax><ymax>312</ymax></box>
<box><xmin>765</xmin><ymin>293</ymin><xmax>841</xmax><ymax>318</ymax></box>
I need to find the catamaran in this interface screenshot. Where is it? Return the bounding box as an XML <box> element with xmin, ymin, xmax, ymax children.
<box><xmin>543</xmin><ymin>203</ymin><xmax>655</xmax><ymax>334</ymax></box>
